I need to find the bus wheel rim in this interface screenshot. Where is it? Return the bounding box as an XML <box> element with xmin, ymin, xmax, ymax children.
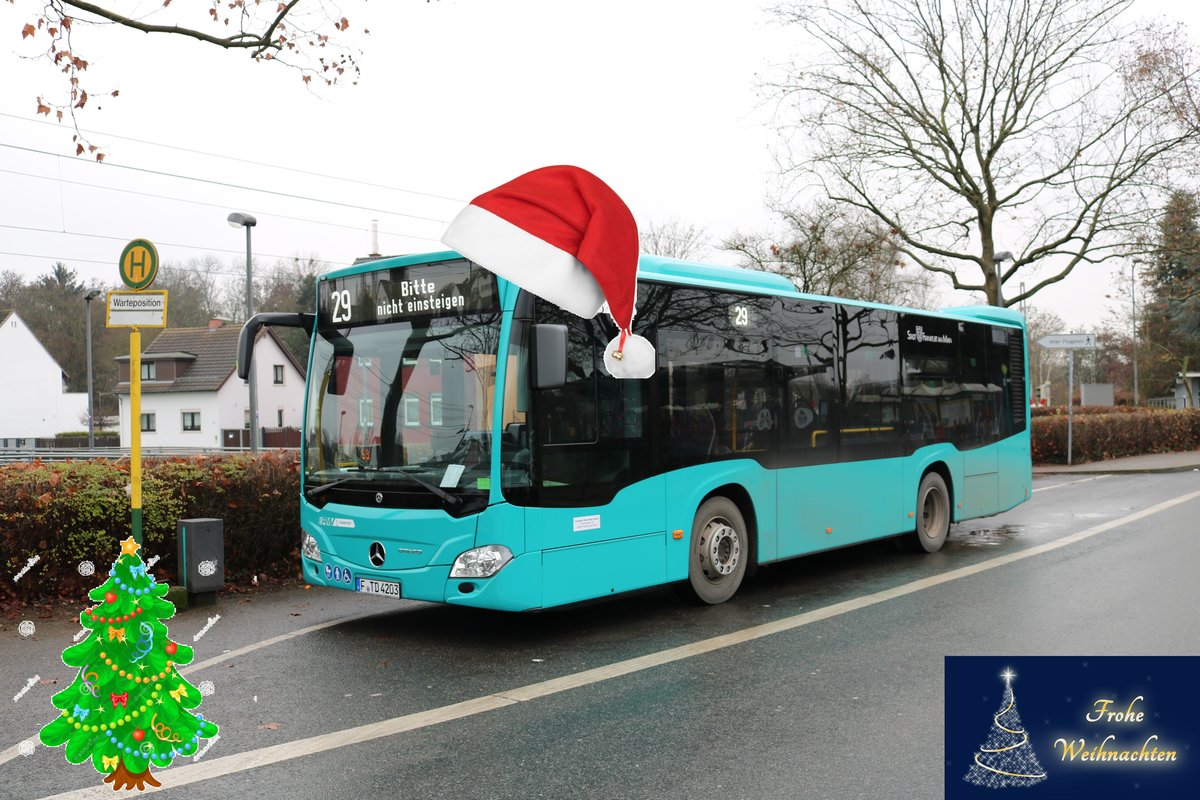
<box><xmin>922</xmin><ymin>487</ymin><xmax>943</xmax><ymax>537</ymax></box>
<box><xmin>701</xmin><ymin>518</ymin><xmax>740</xmax><ymax>578</ymax></box>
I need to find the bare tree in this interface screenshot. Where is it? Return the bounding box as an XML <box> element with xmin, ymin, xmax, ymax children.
<box><xmin>771</xmin><ymin>0</ymin><xmax>1198</xmax><ymax>307</ymax></box>
<box><xmin>10</xmin><ymin>0</ymin><xmax>375</xmax><ymax>157</ymax></box>
<box><xmin>639</xmin><ymin>218</ymin><xmax>712</xmax><ymax>261</ymax></box>
<box><xmin>725</xmin><ymin>200</ymin><xmax>938</xmax><ymax>308</ymax></box>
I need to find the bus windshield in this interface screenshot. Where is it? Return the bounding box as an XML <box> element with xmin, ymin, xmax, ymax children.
<box><xmin>304</xmin><ymin>260</ymin><xmax>501</xmax><ymax>508</ymax></box>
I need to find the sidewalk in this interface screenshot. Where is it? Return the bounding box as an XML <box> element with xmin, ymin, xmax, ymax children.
<box><xmin>1033</xmin><ymin>449</ymin><xmax>1200</xmax><ymax>475</ymax></box>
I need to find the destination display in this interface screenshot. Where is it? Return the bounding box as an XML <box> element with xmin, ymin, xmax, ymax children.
<box><xmin>318</xmin><ymin>258</ymin><xmax>500</xmax><ymax>329</ymax></box>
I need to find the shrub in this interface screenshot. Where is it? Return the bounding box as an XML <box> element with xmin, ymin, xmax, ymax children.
<box><xmin>0</xmin><ymin>452</ymin><xmax>300</xmax><ymax>603</ymax></box>
<box><xmin>1031</xmin><ymin>408</ymin><xmax>1200</xmax><ymax>464</ymax></box>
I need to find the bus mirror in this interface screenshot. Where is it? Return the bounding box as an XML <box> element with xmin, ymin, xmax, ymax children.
<box><xmin>237</xmin><ymin>312</ymin><xmax>315</xmax><ymax>380</ymax></box>
<box><xmin>532</xmin><ymin>323</ymin><xmax>568</xmax><ymax>390</ymax></box>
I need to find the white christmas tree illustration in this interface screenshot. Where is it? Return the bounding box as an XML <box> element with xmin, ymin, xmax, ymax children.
<box><xmin>963</xmin><ymin>668</ymin><xmax>1047</xmax><ymax>789</ymax></box>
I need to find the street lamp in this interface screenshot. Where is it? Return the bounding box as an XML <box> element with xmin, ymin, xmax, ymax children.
<box><xmin>993</xmin><ymin>251</ymin><xmax>1014</xmax><ymax>307</ymax></box>
<box><xmin>1131</xmin><ymin>256</ymin><xmax>1145</xmax><ymax>406</ymax></box>
<box><xmin>227</xmin><ymin>211</ymin><xmax>259</xmax><ymax>452</ymax></box>
<box><xmin>84</xmin><ymin>289</ymin><xmax>101</xmax><ymax>448</ymax></box>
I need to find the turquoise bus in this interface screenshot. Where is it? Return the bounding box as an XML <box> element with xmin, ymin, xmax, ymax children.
<box><xmin>239</xmin><ymin>251</ymin><xmax>1030</xmax><ymax>610</ymax></box>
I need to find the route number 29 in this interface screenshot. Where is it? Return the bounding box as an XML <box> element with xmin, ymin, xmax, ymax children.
<box><xmin>331</xmin><ymin>290</ymin><xmax>352</xmax><ymax>323</ymax></box>
<box><xmin>732</xmin><ymin>305</ymin><xmax>749</xmax><ymax>327</ymax></box>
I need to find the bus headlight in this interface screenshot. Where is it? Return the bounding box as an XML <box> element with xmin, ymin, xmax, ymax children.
<box><xmin>301</xmin><ymin>532</ymin><xmax>322</xmax><ymax>562</ymax></box>
<box><xmin>450</xmin><ymin>545</ymin><xmax>513</xmax><ymax>578</ymax></box>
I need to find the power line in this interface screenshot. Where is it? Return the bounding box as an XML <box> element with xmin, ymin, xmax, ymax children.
<box><xmin>0</xmin><ymin>222</ymin><xmax>345</xmax><ymax>268</ymax></box>
<box><xmin>0</xmin><ymin>166</ymin><xmax>446</xmax><ymax>244</ymax></box>
<box><xmin>0</xmin><ymin>141</ymin><xmax>454</xmax><ymax>225</ymax></box>
<box><xmin>0</xmin><ymin>111</ymin><xmax>469</xmax><ymax>204</ymax></box>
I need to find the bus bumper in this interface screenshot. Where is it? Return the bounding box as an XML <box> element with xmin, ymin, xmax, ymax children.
<box><xmin>300</xmin><ymin>551</ymin><xmax>542</xmax><ymax>612</ymax></box>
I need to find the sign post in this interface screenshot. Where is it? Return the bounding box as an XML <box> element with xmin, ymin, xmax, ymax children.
<box><xmin>107</xmin><ymin>239</ymin><xmax>166</xmax><ymax>545</ymax></box>
<box><xmin>1037</xmin><ymin>333</ymin><xmax>1097</xmax><ymax>466</ymax></box>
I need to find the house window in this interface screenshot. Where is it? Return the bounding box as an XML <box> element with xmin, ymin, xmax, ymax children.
<box><xmin>244</xmin><ymin>409</ymin><xmax>251</xmax><ymax>429</ymax></box>
<box><xmin>430</xmin><ymin>358</ymin><xmax>443</xmax><ymax>376</ymax></box>
<box><xmin>403</xmin><ymin>397</ymin><xmax>420</xmax><ymax>426</ymax></box>
<box><xmin>181</xmin><ymin>411</ymin><xmax>201</xmax><ymax>432</ymax></box>
<box><xmin>430</xmin><ymin>393</ymin><xmax>443</xmax><ymax>426</ymax></box>
<box><xmin>277</xmin><ymin>408</ymin><xmax>285</xmax><ymax>427</ymax></box>
<box><xmin>141</xmin><ymin>362</ymin><xmax>156</xmax><ymax>381</ymax></box>
<box><xmin>273</xmin><ymin>365</ymin><xmax>284</xmax><ymax>384</ymax></box>
<box><xmin>359</xmin><ymin>398</ymin><xmax>374</xmax><ymax>427</ymax></box>
<box><xmin>140</xmin><ymin>413</ymin><xmax>156</xmax><ymax>432</ymax></box>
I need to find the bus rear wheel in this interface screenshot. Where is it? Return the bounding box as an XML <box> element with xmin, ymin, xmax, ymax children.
<box><xmin>686</xmin><ymin>497</ymin><xmax>749</xmax><ymax>605</ymax></box>
<box><xmin>910</xmin><ymin>472</ymin><xmax>950</xmax><ymax>553</ymax></box>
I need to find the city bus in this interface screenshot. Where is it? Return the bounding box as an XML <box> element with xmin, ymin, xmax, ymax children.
<box><xmin>238</xmin><ymin>251</ymin><xmax>1030</xmax><ymax>610</ymax></box>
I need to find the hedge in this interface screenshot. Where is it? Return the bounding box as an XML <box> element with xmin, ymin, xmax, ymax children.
<box><xmin>1031</xmin><ymin>408</ymin><xmax>1200</xmax><ymax>464</ymax></box>
<box><xmin>0</xmin><ymin>452</ymin><xmax>300</xmax><ymax>604</ymax></box>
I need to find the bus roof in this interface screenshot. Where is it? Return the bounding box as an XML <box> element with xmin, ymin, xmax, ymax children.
<box><xmin>328</xmin><ymin>251</ymin><xmax>1025</xmax><ymax>330</ymax></box>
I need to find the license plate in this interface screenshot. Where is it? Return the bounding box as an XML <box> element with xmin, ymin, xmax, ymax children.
<box><xmin>356</xmin><ymin>577</ymin><xmax>401</xmax><ymax>598</ymax></box>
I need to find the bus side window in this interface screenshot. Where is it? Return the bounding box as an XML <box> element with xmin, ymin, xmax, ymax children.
<box><xmin>773</xmin><ymin>297</ymin><xmax>838</xmax><ymax>467</ymax></box>
<box><xmin>839</xmin><ymin>307</ymin><xmax>902</xmax><ymax>461</ymax></box>
<box><xmin>530</xmin><ymin>297</ymin><xmax>653</xmax><ymax>507</ymax></box>
<box><xmin>657</xmin><ymin>288</ymin><xmax>775</xmax><ymax>467</ymax></box>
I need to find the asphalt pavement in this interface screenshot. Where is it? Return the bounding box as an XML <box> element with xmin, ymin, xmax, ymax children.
<box><xmin>2</xmin><ymin>468</ymin><xmax>1199</xmax><ymax>800</ymax></box>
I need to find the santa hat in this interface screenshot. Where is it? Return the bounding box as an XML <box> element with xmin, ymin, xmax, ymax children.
<box><xmin>440</xmin><ymin>165</ymin><xmax>655</xmax><ymax>379</ymax></box>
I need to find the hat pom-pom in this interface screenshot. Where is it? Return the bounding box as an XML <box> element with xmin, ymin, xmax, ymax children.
<box><xmin>603</xmin><ymin>331</ymin><xmax>655</xmax><ymax>379</ymax></box>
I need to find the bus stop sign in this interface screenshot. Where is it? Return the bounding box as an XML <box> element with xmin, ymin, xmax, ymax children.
<box><xmin>119</xmin><ymin>239</ymin><xmax>159</xmax><ymax>290</ymax></box>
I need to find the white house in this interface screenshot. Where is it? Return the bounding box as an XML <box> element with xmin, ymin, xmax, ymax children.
<box><xmin>1176</xmin><ymin>372</ymin><xmax>1200</xmax><ymax>409</ymax></box>
<box><xmin>114</xmin><ymin>320</ymin><xmax>306</xmax><ymax>449</ymax></box>
<box><xmin>0</xmin><ymin>311</ymin><xmax>88</xmax><ymax>445</ymax></box>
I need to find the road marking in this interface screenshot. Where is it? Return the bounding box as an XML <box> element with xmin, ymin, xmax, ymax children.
<box><xmin>1032</xmin><ymin>474</ymin><xmax>1109</xmax><ymax>493</ymax></box>
<box><xmin>0</xmin><ymin>610</ymin><xmax>385</xmax><ymax>769</ymax></box>
<box><xmin>34</xmin><ymin>486</ymin><xmax>1200</xmax><ymax>799</ymax></box>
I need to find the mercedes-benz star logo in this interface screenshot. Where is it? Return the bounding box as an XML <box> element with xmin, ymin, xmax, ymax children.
<box><xmin>369</xmin><ymin>541</ymin><xmax>386</xmax><ymax>567</ymax></box>
<box><xmin>375</xmin><ymin>492</ymin><xmax>384</xmax><ymax>504</ymax></box>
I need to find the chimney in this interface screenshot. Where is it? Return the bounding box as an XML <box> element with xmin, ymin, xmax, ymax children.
<box><xmin>369</xmin><ymin>219</ymin><xmax>381</xmax><ymax>258</ymax></box>
<box><xmin>209</xmin><ymin>318</ymin><xmax>226</xmax><ymax>329</ymax></box>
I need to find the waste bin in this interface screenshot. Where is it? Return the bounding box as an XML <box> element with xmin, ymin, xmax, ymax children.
<box><xmin>177</xmin><ymin>518</ymin><xmax>224</xmax><ymax>605</ymax></box>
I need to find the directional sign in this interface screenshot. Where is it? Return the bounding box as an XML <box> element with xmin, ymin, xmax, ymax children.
<box><xmin>1038</xmin><ymin>333</ymin><xmax>1096</xmax><ymax>349</ymax></box>
<box><xmin>106</xmin><ymin>291</ymin><xmax>168</xmax><ymax>328</ymax></box>
<box><xmin>119</xmin><ymin>239</ymin><xmax>159</xmax><ymax>290</ymax></box>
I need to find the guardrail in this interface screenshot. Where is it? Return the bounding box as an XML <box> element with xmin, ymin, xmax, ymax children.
<box><xmin>1146</xmin><ymin>397</ymin><xmax>1178</xmax><ymax>409</ymax></box>
<box><xmin>0</xmin><ymin>447</ymin><xmax>299</xmax><ymax>464</ymax></box>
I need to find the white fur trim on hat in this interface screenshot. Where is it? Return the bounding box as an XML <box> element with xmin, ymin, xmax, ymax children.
<box><xmin>603</xmin><ymin>333</ymin><xmax>656</xmax><ymax>379</ymax></box>
<box><xmin>441</xmin><ymin>204</ymin><xmax>606</xmax><ymax>319</ymax></box>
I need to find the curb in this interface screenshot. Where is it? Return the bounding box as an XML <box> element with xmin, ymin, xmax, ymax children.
<box><xmin>1033</xmin><ymin>465</ymin><xmax>1200</xmax><ymax>476</ymax></box>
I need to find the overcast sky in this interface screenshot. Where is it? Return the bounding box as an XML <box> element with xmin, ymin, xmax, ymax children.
<box><xmin>0</xmin><ymin>0</ymin><xmax>1195</xmax><ymax>330</ymax></box>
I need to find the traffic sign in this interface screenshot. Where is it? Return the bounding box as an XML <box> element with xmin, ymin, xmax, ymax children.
<box><xmin>106</xmin><ymin>291</ymin><xmax>168</xmax><ymax>328</ymax></box>
<box><xmin>119</xmin><ymin>239</ymin><xmax>159</xmax><ymax>290</ymax></box>
<box><xmin>1037</xmin><ymin>333</ymin><xmax>1096</xmax><ymax>349</ymax></box>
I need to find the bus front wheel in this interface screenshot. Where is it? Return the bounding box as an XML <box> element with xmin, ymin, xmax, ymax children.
<box><xmin>686</xmin><ymin>497</ymin><xmax>749</xmax><ymax>605</ymax></box>
<box><xmin>910</xmin><ymin>472</ymin><xmax>951</xmax><ymax>553</ymax></box>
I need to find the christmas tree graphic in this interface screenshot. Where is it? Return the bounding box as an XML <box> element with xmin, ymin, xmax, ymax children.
<box><xmin>964</xmin><ymin>668</ymin><xmax>1047</xmax><ymax>788</ymax></box>
<box><xmin>39</xmin><ymin>537</ymin><xmax>218</xmax><ymax>791</ymax></box>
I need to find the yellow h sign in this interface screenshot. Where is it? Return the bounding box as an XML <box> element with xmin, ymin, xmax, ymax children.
<box><xmin>119</xmin><ymin>239</ymin><xmax>159</xmax><ymax>290</ymax></box>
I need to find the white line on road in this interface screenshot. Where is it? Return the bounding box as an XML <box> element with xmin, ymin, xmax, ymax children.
<box><xmin>34</xmin><ymin>486</ymin><xmax>1200</xmax><ymax>799</ymax></box>
<box><xmin>1032</xmin><ymin>474</ymin><xmax>1110</xmax><ymax>493</ymax></box>
<box><xmin>0</xmin><ymin>610</ymin><xmax>385</xmax><ymax>769</ymax></box>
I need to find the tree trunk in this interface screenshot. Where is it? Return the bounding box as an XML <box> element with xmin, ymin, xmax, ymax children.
<box><xmin>102</xmin><ymin>760</ymin><xmax>161</xmax><ymax>791</ymax></box>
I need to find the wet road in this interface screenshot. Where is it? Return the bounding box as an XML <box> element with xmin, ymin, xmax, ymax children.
<box><xmin>4</xmin><ymin>472</ymin><xmax>1199</xmax><ymax>799</ymax></box>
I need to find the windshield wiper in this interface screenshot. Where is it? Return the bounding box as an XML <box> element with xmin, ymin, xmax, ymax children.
<box><xmin>373</xmin><ymin>467</ymin><xmax>462</xmax><ymax>505</ymax></box>
<box><xmin>304</xmin><ymin>476</ymin><xmax>356</xmax><ymax>499</ymax></box>
<box><xmin>305</xmin><ymin>468</ymin><xmax>462</xmax><ymax>506</ymax></box>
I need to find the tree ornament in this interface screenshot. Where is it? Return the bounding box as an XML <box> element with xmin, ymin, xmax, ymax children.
<box><xmin>132</xmin><ymin>729</ymin><xmax>145</xmax><ymax>742</ymax></box>
<box><xmin>104</xmin><ymin>591</ymin><xmax>117</xmax><ymax>604</ymax></box>
<box><xmin>165</xmin><ymin>641</ymin><xmax>177</xmax><ymax>656</ymax></box>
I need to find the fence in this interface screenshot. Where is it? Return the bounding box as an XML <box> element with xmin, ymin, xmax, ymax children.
<box><xmin>1147</xmin><ymin>397</ymin><xmax>1178</xmax><ymax>410</ymax></box>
